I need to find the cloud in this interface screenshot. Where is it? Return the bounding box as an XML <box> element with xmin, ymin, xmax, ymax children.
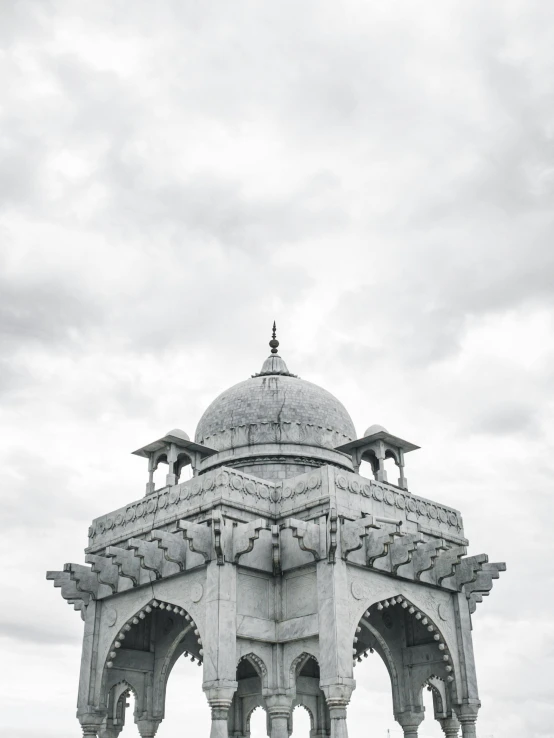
<box><xmin>0</xmin><ymin>2</ymin><xmax>553</xmax><ymax>737</ymax></box>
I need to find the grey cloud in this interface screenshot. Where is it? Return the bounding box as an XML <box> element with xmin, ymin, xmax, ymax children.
<box><xmin>4</xmin><ymin>451</ymin><xmax>97</xmax><ymax>530</ymax></box>
<box><xmin>0</xmin><ymin>270</ymin><xmax>102</xmax><ymax>353</ymax></box>
<box><xmin>466</xmin><ymin>402</ymin><xmax>539</xmax><ymax>437</ymax></box>
<box><xmin>0</xmin><ymin>619</ymin><xmax>80</xmax><ymax>646</ymax></box>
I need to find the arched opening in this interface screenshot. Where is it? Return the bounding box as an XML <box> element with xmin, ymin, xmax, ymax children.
<box><xmin>348</xmin><ymin>652</ymin><xmax>395</xmax><ymax>738</ymax></box>
<box><xmin>152</xmin><ymin>453</ymin><xmax>168</xmax><ymax>491</ymax></box>
<box><xmin>360</xmin><ymin>450</ymin><xmax>378</xmax><ymax>482</ymax></box>
<box><xmin>175</xmin><ymin>453</ymin><xmax>193</xmax><ymax>484</ymax></box>
<box><xmin>420</xmin><ymin>685</ymin><xmax>443</xmax><ymax>738</ymax></box>
<box><xmin>359</xmin><ymin>459</ymin><xmax>375</xmax><ymax>481</ymax></box>
<box><xmin>249</xmin><ymin>706</ymin><xmax>267</xmax><ymax>738</ymax></box>
<box><xmin>235</xmin><ymin>655</ymin><xmax>266</xmax><ymax>738</ymax></box>
<box><xmin>350</xmin><ymin>597</ymin><xmax>455</xmax><ymax>738</ymax></box>
<box><xmin>383</xmin><ymin>449</ymin><xmax>400</xmax><ymax>487</ymax></box>
<box><xmin>291</xmin><ymin>705</ymin><xmax>312</xmax><ymax>738</ymax></box>
<box><xmin>156</xmin><ymin>654</ymin><xmax>210</xmax><ymax>737</ymax></box>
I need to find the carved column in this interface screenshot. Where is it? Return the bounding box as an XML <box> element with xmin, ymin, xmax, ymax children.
<box><xmin>438</xmin><ymin>716</ymin><xmax>460</xmax><ymax>737</ymax></box>
<box><xmin>136</xmin><ymin>718</ymin><xmax>161</xmax><ymax>738</ymax></box>
<box><xmin>457</xmin><ymin>714</ymin><xmax>478</xmax><ymax>738</ymax></box>
<box><xmin>166</xmin><ymin>443</ymin><xmax>177</xmax><ymax>486</ymax></box>
<box><xmin>99</xmin><ymin>729</ymin><xmax>121</xmax><ymax>738</ymax></box>
<box><xmin>79</xmin><ymin>713</ymin><xmax>106</xmax><ymax>738</ymax></box>
<box><xmin>398</xmin><ymin>449</ymin><xmax>407</xmax><ymax>490</ymax></box>
<box><xmin>375</xmin><ymin>441</ymin><xmax>387</xmax><ymax>482</ymax></box>
<box><xmin>265</xmin><ymin>695</ymin><xmax>292</xmax><ymax>738</ymax></box>
<box><xmin>206</xmin><ymin>695</ymin><xmax>234</xmax><ymax>738</ymax></box>
<box><xmin>395</xmin><ymin>710</ymin><xmax>424</xmax><ymax>738</ymax></box>
<box><xmin>146</xmin><ymin>455</ymin><xmax>155</xmax><ymax>494</ymax></box>
<box><xmin>202</xmin><ymin>532</ymin><xmax>238</xmax><ymax>738</ymax></box>
<box><xmin>325</xmin><ymin>697</ymin><xmax>349</xmax><ymax>738</ymax></box>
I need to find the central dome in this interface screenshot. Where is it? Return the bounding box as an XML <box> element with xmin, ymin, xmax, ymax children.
<box><xmin>195</xmin><ymin>347</ymin><xmax>356</xmax><ymax>480</ymax></box>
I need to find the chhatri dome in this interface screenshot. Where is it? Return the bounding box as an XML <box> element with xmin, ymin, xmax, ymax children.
<box><xmin>194</xmin><ymin>323</ymin><xmax>357</xmax><ymax>480</ymax></box>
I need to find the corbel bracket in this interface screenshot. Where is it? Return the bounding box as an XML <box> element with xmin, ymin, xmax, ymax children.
<box><xmin>105</xmin><ymin>546</ymin><xmax>141</xmax><ymax>586</ymax></box>
<box><xmin>366</xmin><ymin>525</ymin><xmax>403</xmax><ymax>567</ymax></box>
<box><xmin>64</xmin><ymin>563</ymin><xmax>100</xmax><ymax>598</ymax></box>
<box><xmin>282</xmin><ymin>518</ymin><xmax>322</xmax><ymax>561</ymax></box>
<box><xmin>128</xmin><ymin>538</ymin><xmax>164</xmax><ymax>580</ymax></box>
<box><xmin>148</xmin><ymin>529</ymin><xmax>187</xmax><ymax>571</ymax></box>
<box><xmin>465</xmin><ymin>561</ymin><xmax>506</xmax><ymax>612</ymax></box>
<box><xmin>430</xmin><ymin>545</ymin><xmax>468</xmax><ymax>587</ymax></box>
<box><xmin>271</xmin><ymin>524</ymin><xmax>281</xmax><ymax>575</ymax></box>
<box><xmin>389</xmin><ymin>532</ymin><xmax>426</xmax><ymax>575</ymax></box>
<box><xmin>341</xmin><ymin>515</ymin><xmax>381</xmax><ymax>560</ymax></box>
<box><xmin>178</xmin><ymin>518</ymin><xmax>214</xmax><ymax>563</ymax></box>
<box><xmin>232</xmin><ymin>519</ymin><xmax>269</xmax><ymax>563</ymax></box>
<box><xmin>85</xmin><ymin>553</ymin><xmax>120</xmax><ymax>593</ymax></box>
<box><xmin>328</xmin><ymin>508</ymin><xmax>338</xmax><ymax>564</ymax></box>
<box><xmin>410</xmin><ymin>538</ymin><xmax>449</xmax><ymax>581</ymax></box>
<box><xmin>46</xmin><ymin>570</ymin><xmax>91</xmax><ymax>614</ymax></box>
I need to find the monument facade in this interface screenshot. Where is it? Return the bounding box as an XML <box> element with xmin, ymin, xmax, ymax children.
<box><xmin>48</xmin><ymin>327</ymin><xmax>505</xmax><ymax>738</ymax></box>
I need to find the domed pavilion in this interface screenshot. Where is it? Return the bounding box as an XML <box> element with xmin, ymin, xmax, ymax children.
<box><xmin>48</xmin><ymin>325</ymin><xmax>505</xmax><ymax>738</ymax></box>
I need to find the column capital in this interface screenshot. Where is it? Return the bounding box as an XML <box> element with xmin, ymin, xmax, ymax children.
<box><xmin>136</xmin><ymin>718</ymin><xmax>161</xmax><ymax>738</ymax></box>
<box><xmin>395</xmin><ymin>709</ymin><xmax>425</xmax><ymax>737</ymax></box>
<box><xmin>265</xmin><ymin>693</ymin><xmax>293</xmax><ymax>719</ymax></box>
<box><xmin>79</xmin><ymin>709</ymin><xmax>107</xmax><ymax>737</ymax></box>
<box><xmin>439</xmin><ymin>716</ymin><xmax>461</xmax><ymax>737</ymax></box>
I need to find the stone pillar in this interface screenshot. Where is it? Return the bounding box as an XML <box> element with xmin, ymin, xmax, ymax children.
<box><xmin>398</xmin><ymin>449</ymin><xmax>408</xmax><ymax>490</ymax></box>
<box><xmin>146</xmin><ymin>456</ymin><xmax>155</xmax><ymax>494</ymax></box>
<box><xmin>136</xmin><ymin>718</ymin><xmax>161</xmax><ymax>738</ymax></box>
<box><xmin>265</xmin><ymin>695</ymin><xmax>292</xmax><ymax>738</ymax></box>
<box><xmin>455</xmin><ymin>701</ymin><xmax>479</xmax><ymax>738</ymax></box>
<box><xmin>458</xmin><ymin>716</ymin><xmax>477</xmax><ymax>738</ymax></box>
<box><xmin>326</xmin><ymin>699</ymin><xmax>349</xmax><ymax>738</ymax></box>
<box><xmin>206</xmin><ymin>695</ymin><xmax>233</xmax><ymax>738</ymax></box>
<box><xmin>395</xmin><ymin>710</ymin><xmax>424</xmax><ymax>738</ymax></box>
<box><xmin>166</xmin><ymin>444</ymin><xmax>177</xmax><ymax>486</ymax></box>
<box><xmin>439</xmin><ymin>716</ymin><xmax>460</xmax><ymax>737</ymax></box>
<box><xmin>375</xmin><ymin>442</ymin><xmax>387</xmax><ymax>483</ymax></box>
<box><xmin>79</xmin><ymin>713</ymin><xmax>106</xmax><ymax>738</ymax></box>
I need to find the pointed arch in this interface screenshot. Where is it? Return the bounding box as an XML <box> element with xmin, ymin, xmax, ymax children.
<box><xmin>237</xmin><ymin>652</ymin><xmax>269</xmax><ymax>689</ymax></box>
<box><xmin>288</xmin><ymin>650</ymin><xmax>319</xmax><ymax>690</ymax></box>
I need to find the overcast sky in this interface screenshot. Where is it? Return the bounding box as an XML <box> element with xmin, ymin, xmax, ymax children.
<box><xmin>1</xmin><ymin>2</ymin><xmax>553</xmax><ymax>737</ymax></box>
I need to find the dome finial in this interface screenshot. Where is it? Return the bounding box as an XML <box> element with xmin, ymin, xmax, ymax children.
<box><xmin>269</xmin><ymin>320</ymin><xmax>279</xmax><ymax>354</ymax></box>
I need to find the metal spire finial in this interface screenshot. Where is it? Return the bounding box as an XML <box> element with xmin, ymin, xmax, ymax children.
<box><xmin>269</xmin><ymin>321</ymin><xmax>279</xmax><ymax>354</ymax></box>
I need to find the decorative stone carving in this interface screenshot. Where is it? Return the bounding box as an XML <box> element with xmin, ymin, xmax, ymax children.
<box><xmin>48</xmin><ymin>341</ymin><xmax>505</xmax><ymax>738</ymax></box>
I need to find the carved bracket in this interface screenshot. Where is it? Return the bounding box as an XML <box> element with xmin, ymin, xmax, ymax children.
<box><xmin>341</xmin><ymin>516</ymin><xmax>381</xmax><ymax>560</ymax></box>
<box><xmin>411</xmin><ymin>538</ymin><xmax>449</xmax><ymax>581</ymax></box>
<box><xmin>465</xmin><ymin>561</ymin><xmax>506</xmax><ymax>612</ymax></box>
<box><xmin>85</xmin><ymin>553</ymin><xmax>120</xmax><ymax>593</ymax></box>
<box><xmin>46</xmin><ymin>570</ymin><xmax>90</xmax><ymax>618</ymax></box>
<box><xmin>105</xmin><ymin>546</ymin><xmax>141</xmax><ymax>586</ymax></box>
<box><xmin>148</xmin><ymin>529</ymin><xmax>187</xmax><ymax>571</ymax></box>
<box><xmin>429</xmin><ymin>545</ymin><xmax>467</xmax><ymax>587</ymax></box>
<box><xmin>281</xmin><ymin>518</ymin><xmax>322</xmax><ymax>561</ymax></box>
<box><xmin>128</xmin><ymin>538</ymin><xmax>164</xmax><ymax>580</ymax></box>
<box><xmin>177</xmin><ymin>518</ymin><xmax>213</xmax><ymax>563</ymax></box>
<box><xmin>389</xmin><ymin>532</ymin><xmax>426</xmax><ymax>574</ymax></box>
<box><xmin>328</xmin><ymin>508</ymin><xmax>338</xmax><ymax>564</ymax></box>
<box><xmin>232</xmin><ymin>519</ymin><xmax>269</xmax><ymax>563</ymax></box>
<box><xmin>64</xmin><ymin>563</ymin><xmax>100</xmax><ymax>598</ymax></box>
<box><xmin>366</xmin><ymin>529</ymin><xmax>403</xmax><ymax>567</ymax></box>
<box><xmin>454</xmin><ymin>553</ymin><xmax>488</xmax><ymax>589</ymax></box>
<box><xmin>271</xmin><ymin>524</ymin><xmax>281</xmax><ymax>575</ymax></box>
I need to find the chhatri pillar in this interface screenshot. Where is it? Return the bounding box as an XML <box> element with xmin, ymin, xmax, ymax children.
<box><xmin>48</xmin><ymin>325</ymin><xmax>505</xmax><ymax>737</ymax></box>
